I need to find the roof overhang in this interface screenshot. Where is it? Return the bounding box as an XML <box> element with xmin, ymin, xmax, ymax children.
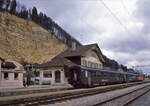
<box><xmin>1</xmin><ymin>69</ymin><xmax>25</xmax><ymax>73</ymax></box>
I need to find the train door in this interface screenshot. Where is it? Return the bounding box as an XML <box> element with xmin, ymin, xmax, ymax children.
<box><xmin>88</xmin><ymin>71</ymin><xmax>92</xmax><ymax>87</ymax></box>
<box><xmin>73</xmin><ymin>70</ymin><xmax>81</xmax><ymax>81</ymax></box>
<box><xmin>124</xmin><ymin>74</ymin><xmax>127</xmax><ymax>82</ymax></box>
<box><xmin>74</xmin><ymin>71</ymin><xmax>77</xmax><ymax>81</ymax></box>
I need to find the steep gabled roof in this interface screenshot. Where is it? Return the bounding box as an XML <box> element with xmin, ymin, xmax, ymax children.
<box><xmin>39</xmin><ymin>57</ymin><xmax>78</xmax><ymax>68</ymax></box>
<box><xmin>59</xmin><ymin>43</ymin><xmax>105</xmax><ymax>62</ymax></box>
<box><xmin>39</xmin><ymin>43</ymin><xmax>104</xmax><ymax>68</ymax></box>
<box><xmin>58</xmin><ymin>44</ymin><xmax>97</xmax><ymax>57</ymax></box>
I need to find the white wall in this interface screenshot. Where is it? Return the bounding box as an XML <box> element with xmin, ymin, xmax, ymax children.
<box><xmin>39</xmin><ymin>68</ymin><xmax>68</xmax><ymax>85</ymax></box>
<box><xmin>81</xmin><ymin>50</ymin><xmax>103</xmax><ymax>69</ymax></box>
<box><xmin>0</xmin><ymin>72</ymin><xmax>24</xmax><ymax>89</ymax></box>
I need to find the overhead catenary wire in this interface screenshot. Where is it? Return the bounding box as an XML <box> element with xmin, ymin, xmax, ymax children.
<box><xmin>98</xmin><ymin>0</ymin><xmax>130</xmax><ymax>34</ymax></box>
<box><xmin>121</xmin><ymin>0</ymin><xmax>130</xmax><ymax>15</ymax></box>
<box><xmin>120</xmin><ymin>0</ymin><xmax>141</xmax><ymax>34</ymax></box>
<box><xmin>78</xmin><ymin>0</ymin><xmax>130</xmax><ymax>44</ymax></box>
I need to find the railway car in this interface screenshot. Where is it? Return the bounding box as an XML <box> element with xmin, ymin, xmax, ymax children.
<box><xmin>68</xmin><ymin>66</ymin><xmax>142</xmax><ymax>88</ymax></box>
<box><xmin>125</xmin><ymin>72</ymin><xmax>139</xmax><ymax>82</ymax></box>
<box><xmin>138</xmin><ymin>75</ymin><xmax>144</xmax><ymax>81</ymax></box>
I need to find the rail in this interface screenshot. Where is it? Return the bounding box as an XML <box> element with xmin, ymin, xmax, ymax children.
<box><xmin>0</xmin><ymin>80</ymin><xmax>150</xmax><ymax>106</ymax></box>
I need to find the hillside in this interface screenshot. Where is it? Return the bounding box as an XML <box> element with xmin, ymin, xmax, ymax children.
<box><xmin>0</xmin><ymin>12</ymin><xmax>68</xmax><ymax>64</ymax></box>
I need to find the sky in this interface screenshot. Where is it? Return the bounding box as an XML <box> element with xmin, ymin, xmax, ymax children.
<box><xmin>17</xmin><ymin>0</ymin><xmax>150</xmax><ymax>74</ymax></box>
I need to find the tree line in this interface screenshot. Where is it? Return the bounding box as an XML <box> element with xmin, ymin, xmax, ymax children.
<box><xmin>0</xmin><ymin>0</ymin><xmax>81</xmax><ymax>47</ymax></box>
<box><xmin>102</xmin><ymin>55</ymin><xmax>141</xmax><ymax>74</ymax></box>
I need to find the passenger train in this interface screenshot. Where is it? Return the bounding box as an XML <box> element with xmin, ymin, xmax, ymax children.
<box><xmin>68</xmin><ymin>66</ymin><xmax>144</xmax><ymax>88</ymax></box>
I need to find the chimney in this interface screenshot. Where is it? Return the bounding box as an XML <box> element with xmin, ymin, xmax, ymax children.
<box><xmin>72</xmin><ymin>41</ymin><xmax>76</xmax><ymax>51</ymax></box>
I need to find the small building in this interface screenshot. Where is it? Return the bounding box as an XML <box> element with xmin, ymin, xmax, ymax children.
<box><xmin>0</xmin><ymin>58</ymin><xmax>25</xmax><ymax>89</ymax></box>
<box><xmin>39</xmin><ymin>43</ymin><xmax>105</xmax><ymax>85</ymax></box>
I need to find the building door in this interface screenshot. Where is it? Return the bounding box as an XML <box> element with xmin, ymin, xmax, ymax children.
<box><xmin>55</xmin><ymin>71</ymin><xmax>61</xmax><ymax>83</ymax></box>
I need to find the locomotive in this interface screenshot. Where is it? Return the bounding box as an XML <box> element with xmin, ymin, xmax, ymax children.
<box><xmin>68</xmin><ymin>66</ymin><xmax>144</xmax><ymax>88</ymax></box>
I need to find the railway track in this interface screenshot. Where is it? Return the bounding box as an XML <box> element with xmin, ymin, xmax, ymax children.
<box><xmin>95</xmin><ymin>84</ymin><xmax>150</xmax><ymax>106</ymax></box>
<box><xmin>123</xmin><ymin>88</ymin><xmax>150</xmax><ymax>106</ymax></box>
<box><xmin>0</xmin><ymin>81</ymin><xmax>150</xmax><ymax>106</ymax></box>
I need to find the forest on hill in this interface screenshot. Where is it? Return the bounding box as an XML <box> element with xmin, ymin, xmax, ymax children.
<box><xmin>0</xmin><ymin>0</ymin><xmax>81</xmax><ymax>48</ymax></box>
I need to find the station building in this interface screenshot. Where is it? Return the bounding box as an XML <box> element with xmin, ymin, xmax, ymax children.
<box><xmin>0</xmin><ymin>58</ymin><xmax>25</xmax><ymax>89</ymax></box>
<box><xmin>39</xmin><ymin>43</ymin><xmax>105</xmax><ymax>85</ymax></box>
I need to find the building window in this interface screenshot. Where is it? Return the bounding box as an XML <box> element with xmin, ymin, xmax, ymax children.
<box><xmin>14</xmin><ymin>73</ymin><xmax>18</xmax><ymax>80</ymax></box>
<box><xmin>91</xmin><ymin>62</ymin><xmax>93</xmax><ymax>68</ymax></box>
<box><xmin>4</xmin><ymin>73</ymin><xmax>8</xmax><ymax>80</ymax></box>
<box><xmin>96</xmin><ymin>63</ymin><xmax>98</xmax><ymax>68</ymax></box>
<box><xmin>90</xmin><ymin>62</ymin><xmax>93</xmax><ymax>68</ymax></box>
<box><xmin>34</xmin><ymin>71</ymin><xmax>40</xmax><ymax>77</ymax></box>
<box><xmin>82</xmin><ymin>60</ymin><xmax>84</xmax><ymax>66</ymax></box>
<box><xmin>88</xmin><ymin>61</ymin><xmax>91</xmax><ymax>67</ymax></box>
<box><xmin>98</xmin><ymin>64</ymin><xmax>102</xmax><ymax>69</ymax></box>
<box><xmin>85</xmin><ymin>60</ymin><xmax>87</xmax><ymax>67</ymax></box>
<box><xmin>43</xmin><ymin>71</ymin><xmax>52</xmax><ymax>78</ymax></box>
<box><xmin>94</xmin><ymin>63</ymin><xmax>97</xmax><ymax>68</ymax></box>
<box><xmin>82</xmin><ymin>60</ymin><xmax>87</xmax><ymax>66</ymax></box>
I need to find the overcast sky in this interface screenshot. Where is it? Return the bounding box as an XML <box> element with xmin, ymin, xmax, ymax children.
<box><xmin>17</xmin><ymin>0</ymin><xmax>150</xmax><ymax>74</ymax></box>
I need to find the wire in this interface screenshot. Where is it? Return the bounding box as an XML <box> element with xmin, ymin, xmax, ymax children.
<box><xmin>120</xmin><ymin>0</ymin><xmax>141</xmax><ymax>34</ymax></box>
<box><xmin>98</xmin><ymin>0</ymin><xmax>130</xmax><ymax>33</ymax></box>
<box><xmin>121</xmin><ymin>0</ymin><xmax>130</xmax><ymax>15</ymax></box>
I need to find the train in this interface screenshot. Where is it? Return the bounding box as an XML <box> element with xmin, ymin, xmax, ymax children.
<box><xmin>68</xmin><ymin>66</ymin><xmax>144</xmax><ymax>88</ymax></box>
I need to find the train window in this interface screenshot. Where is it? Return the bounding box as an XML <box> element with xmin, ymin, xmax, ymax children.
<box><xmin>98</xmin><ymin>72</ymin><xmax>101</xmax><ymax>76</ymax></box>
<box><xmin>96</xmin><ymin>71</ymin><xmax>99</xmax><ymax>76</ymax></box>
<box><xmin>93</xmin><ymin>72</ymin><xmax>96</xmax><ymax>76</ymax></box>
<box><xmin>107</xmin><ymin>73</ymin><xmax>110</xmax><ymax>77</ymax></box>
<box><xmin>103</xmin><ymin>73</ymin><xmax>106</xmax><ymax>77</ymax></box>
